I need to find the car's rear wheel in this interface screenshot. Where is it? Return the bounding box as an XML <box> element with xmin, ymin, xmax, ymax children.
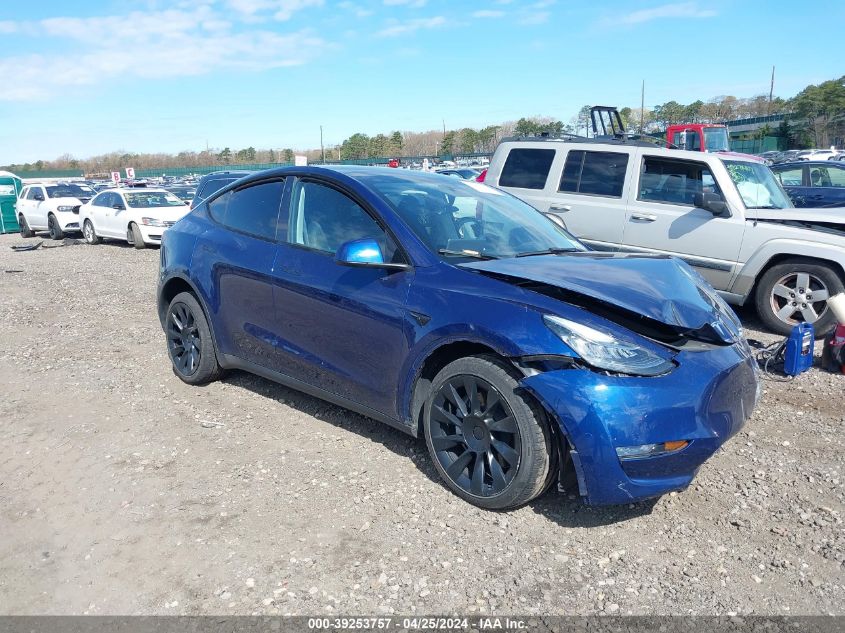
<box><xmin>47</xmin><ymin>214</ymin><xmax>64</xmax><ymax>240</ymax></box>
<box><xmin>423</xmin><ymin>355</ymin><xmax>552</xmax><ymax>510</ymax></box>
<box><xmin>83</xmin><ymin>219</ymin><xmax>100</xmax><ymax>244</ymax></box>
<box><xmin>19</xmin><ymin>215</ymin><xmax>34</xmax><ymax>238</ymax></box>
<box><xmin>755</xmin><ymin>259</ymin><xmax>844</xmax><ymax>336</ymax></box>
<box><xmin>128</xmin><ymin>223</ymin><xmax>146</xmax><ymax>249</ymax></box>
<box><xmin>165</xmin><ymin>292</ymin><xmax>222</xmax><ymax>385</ymax></box>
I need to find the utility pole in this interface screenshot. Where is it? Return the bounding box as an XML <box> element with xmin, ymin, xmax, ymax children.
<box><xmin>768</xmin><ymin>66</ymin><xmax>775</xmax><ymax>115</ymax></box>
<box><xmin>640</xmin><ymin>80</ymin><xmax>645</xmax><ymax>135</ymax></box>
<box><xmin>320</xmin><ymin>126</ymin><xmax>325</xmax><ymax>163</ymax></box>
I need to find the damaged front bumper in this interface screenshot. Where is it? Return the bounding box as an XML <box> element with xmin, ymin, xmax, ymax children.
<box><xmin>520</xmin><ymin>341</ymin><xmax>759</xmax><ymax>506</ymax></box>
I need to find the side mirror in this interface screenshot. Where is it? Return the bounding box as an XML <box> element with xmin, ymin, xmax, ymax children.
<box><xmin>334</xmin><ymin>238</ymin><xmax>409</xmax><ymax>271</ymax></box>
<box><xmin>113</xmin><ymin>203</ymin><xmax>125</xmax><ymax>210</ymax></box>
<box><xmin>694</xmin><ymin>192</ymin><xmax>728</xmax><ymax>216</ymax></box>
<box><xmin>33</xmin><ymin>192</ymin><xmax>44</xmax><ymax>201</ymax></box>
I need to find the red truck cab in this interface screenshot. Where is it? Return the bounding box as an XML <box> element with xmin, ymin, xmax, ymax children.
<box><xmin>666</xmin><ymin>124</ymin><xmax>730</xmax><ymax>153</ymax></box>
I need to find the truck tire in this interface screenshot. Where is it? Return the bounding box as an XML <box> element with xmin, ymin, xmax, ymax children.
<box><xmin>755</xmin><ymin>259</ymin><xmax>844</xmax><ymax>337</ymax></box>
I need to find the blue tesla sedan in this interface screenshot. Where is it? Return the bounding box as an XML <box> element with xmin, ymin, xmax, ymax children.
<box><xmin>157</xmin><ymin>166</ymin><xmax>759</xmax><ymax>509</ymax></box>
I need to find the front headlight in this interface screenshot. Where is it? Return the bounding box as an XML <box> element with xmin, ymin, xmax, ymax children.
<box><xmin>543</xmin><ymin>315</ymin><xmax>674</xmax><ymax>377</ymax></box>
<box><xmin>141</xmin><ymin>217</ymin><xmax>166</xmax><ymax>227</ymax></box>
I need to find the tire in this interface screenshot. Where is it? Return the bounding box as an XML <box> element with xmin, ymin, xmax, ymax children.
<box><xmin>754</xmin><ymin>259</ymin><xmax>845</xmax><ymax>337</ymax></box>
<box><xmin>47</xmin><ymin>214</ymin><xmax>64</xmax><ymax>240</ymax></box>
<box><xmin>19</xmin><ymin>215</ymin><xmax>35</xmax><ymax>238</ymax></box>
<box><xmin>423</xmin><ymin>355</ymin><xmax>552</xmax><ymax>510</ymax></box>
<box><xmin>165</xmin><ymin>291</ymin><xmax>222</xmax><ymax>385</ymax></box>
<box><xmin>82</xmin><ymin>219</ymin><xmax>100</xmax><ymax>245</ymax></box>
<box><xmin>128</xmin><ymin>223</ymin><xmax>146</xmax><ymax>249</ymax></box>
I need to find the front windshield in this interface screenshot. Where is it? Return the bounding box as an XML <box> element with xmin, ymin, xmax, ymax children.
<box><xmin>46</xmin><ymin>184</ymin><xmax>95</xmax><ymax>198</ymax></box>
<box><xmin>724</xmin><ymin>160</ymin><xmax>793</xmax><ymax>209</ymax></box>
<box><xmin>124</xmin><ymin>191</ymin><xmax>186</xmax><ymax>208</ymax></box>
<box><xmin>367</xmin><ymin>171</ymin><xmax>586</xmax><ymax>259</ymax></box>
<box><xmin>704</xmin><ymin>127</ymin><xmax>729</xmax><ymax>152</ymax></box>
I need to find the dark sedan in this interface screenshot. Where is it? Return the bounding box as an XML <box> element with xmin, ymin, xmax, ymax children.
<box><xmin>771</xmin><ymin>161</ymin><xmax>845</xmax><ymax>207</ymax></box>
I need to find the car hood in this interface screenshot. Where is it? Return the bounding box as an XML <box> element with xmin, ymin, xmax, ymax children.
<box><xmin>752</xmin><ymin>207</ymin><xmax>845</xmax><ymax>225</ymax></box>
<box><xmin>51</xmin><ymin>196</ymin><xmax>89</xmax><ymax>206</ymax></box>
<box><xmin>460</xmin><ymin>253</ymin><xmax>723</xmax><ymax>331</ymax></box>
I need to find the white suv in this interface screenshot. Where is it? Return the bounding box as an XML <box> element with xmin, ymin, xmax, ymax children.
<box><xmin>485</xmin><ymin>137</ymin><xmax>845</xmax><ymax>335</ymax></box>
<box><xmin>17</xmin><ymin>182</ymin><xmax>95</xmax><ymax>239</ymax></box>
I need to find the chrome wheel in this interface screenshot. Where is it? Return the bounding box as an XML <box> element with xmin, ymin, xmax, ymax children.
<box><xmin>428</xmin><ymin>375</ymin><xmax>521</xmax><ymax>498</ymax></box>
<box><xmin>83</xmin><ymin>220</ymin><xmax>95</xmax><ymax>243</ymax></box>
<box><xmin>769</xmin><ymin>271</ymin><xmax>830</xmax><ymax>325</ymax></box>
<box><xmin>167</xmin><ymin>302</ymin><xmax>201</xmax><ymax>376</ymax></box>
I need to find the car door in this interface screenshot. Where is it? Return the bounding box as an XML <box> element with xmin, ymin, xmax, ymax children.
<box><xmin>29</xmin><ymin>186</ymin><xmax>48</xmax><ymax>228</ymax></box>
<box><xmin>272</xmin><ymin>177</ymin><xmax>412</xmax><ymax>417</ymax></box>
<box><xmin>773</xmin><ymin>164</ymin><xmax>808</xmax><ymax>207</ymax></box>
<box><xmin>621</xmin><ymin>151</ymin><xmax>745</xmax><ymax>291</ymax></box>
<box><xmin>192</xmin><ymin>178</ymin><xmax>287</xmax><ymax>369</ymax></box>
<box><xmin>108</xmin><ymin>192</ymin><xmax>132</xmax><ymax>238</ymax></box>
<box><xmin>17</xmin><ymin>187</ymin><xmax>32</xmax><ymax>225</ymax></box>
<box><xmin>88</xmin><ymin>192</ymin><xmax>115</xmax><ymax>236</ymax></box>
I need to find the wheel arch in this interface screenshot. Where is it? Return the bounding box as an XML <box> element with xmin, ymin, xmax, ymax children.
<box><xmin>748</xmin><ymin>253</ymin><xmax>845</xmax><ymax>299</ymax></box>
<box><xmin>158</xmin><ymin>273</ymin><xmax>226</xmax><ymax>367</ymax></box>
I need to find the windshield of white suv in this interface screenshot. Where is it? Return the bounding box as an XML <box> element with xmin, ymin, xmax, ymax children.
<box><xmin>46</xmin><ymin>184</ymin><xmax>95</xmax><ymax>199</ymax></box>
<box><xmin>704</xmin><ymin>127</ymin><xmax>729</xmax><ymax>152</ymax></box>
<box><xmin>366</xmin><ymin>171</ymin><xmax>586</xmax><ymax>259</ymax></box>
<box><xmin>124</xmin><ymin>191</ymin><xmax>186</xmax><ymax>208</ymax></box>
<box><xmin>724</xmin><ymin>160</ymin><xmax>793</xmax><ymax>209</ymax></box>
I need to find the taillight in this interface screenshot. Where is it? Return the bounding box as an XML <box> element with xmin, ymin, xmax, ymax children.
<box><xmin>476</xmin><ymin>168</ymin><xmax>487</xmax><ymax>183</ymax></box>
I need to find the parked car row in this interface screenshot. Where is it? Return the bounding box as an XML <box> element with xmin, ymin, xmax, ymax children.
<box><xmin>760</xmin><ymin>149</ymin><xmax>845</xmax><ymax>165</ymax></box>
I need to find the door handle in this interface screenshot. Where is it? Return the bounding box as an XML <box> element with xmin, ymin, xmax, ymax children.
<box><xmin>549</xmin><ymin>204</ymin><xmax>571</xmax><ymax>212</ymax></box>
<box><xmin>630</xmin><ymin>212</ymin><xmax>657</xmax><ymax>222</ymax></box>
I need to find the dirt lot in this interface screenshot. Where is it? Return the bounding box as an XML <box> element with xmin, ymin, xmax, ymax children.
<box><xmin>0</xmin><ymin>232</ymin><xmax>843</xmax><ymax>616</ymax></box>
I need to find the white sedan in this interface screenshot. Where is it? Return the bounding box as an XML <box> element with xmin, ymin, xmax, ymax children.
<box><xmin>79</xmin><ymin>188</ymin><xmax>191</xmax><ymax>249</ymax></box>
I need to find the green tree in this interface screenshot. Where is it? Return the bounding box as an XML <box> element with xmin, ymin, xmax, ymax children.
<box><xmin>514</xmin><ymin>118</ymin><xmax>538</xmax><ymax>137</ymax></box>
<box><xmin>370</xmin><ymin>133</ymin><xmax>390</xmax><ymax>157</ymax></box>
<box><xmin>440</xmin><ymin>130</ymin><xmax>457</xmax><ymax>155</ymax></box>
<box><xmin>459</xmin><ymin>128</ymin><xmax>479</xmax><ymax>153</ymax></box>
<box><xmin>390</xmin><ymin>131</ymin><xmax>404</xmax><ymax>153</ymax></box>
<box><xmin>340</xmin><ymin>133</ymin><xmax>370</xmax><ymax>159</ymax></box>
<box><xmin>789</xmin><ymin>76</ymin><xmax>845</xmax><ymax>147</ymax></box>
<box><xmin>477</xmin><ymin>126</ymin><xmax>500</xmax><ymax>152</ymax></box>
<box><xmin>217</xmin><ymin>147</ymin><xmax>232</xmax><ymax>163</ymax></box>
<box><xmin>282</xmin><ymin>148</ymin><xmax>294</xmax><ymax>163</ymax></box>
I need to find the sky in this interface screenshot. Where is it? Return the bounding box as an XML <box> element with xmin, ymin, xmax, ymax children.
<box><xmin>1</xmin><ymin>0</ymin><xmax>843</xmax><ymax>164</ymax></box>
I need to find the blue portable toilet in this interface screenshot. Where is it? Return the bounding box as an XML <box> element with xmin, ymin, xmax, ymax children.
<box><xmin>0</xmin><ymin>170</ymin><xmax>22</xmax><ymax>234</ymax></box>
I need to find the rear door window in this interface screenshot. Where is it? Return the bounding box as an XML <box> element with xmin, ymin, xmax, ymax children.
<box><xmin>499</xmin><ymin>148</ymin><xmax>555</xmax><ymax>190</ymax></box>
<box><xmin>775</xmin><ymin>167</ymin><xmax>804</xmax><ymax>186</ymax></box>
<box><xmin>209</xmin><ymin>179</ymin><xmax>285</xmax><ymax>241</ymax></box>
<box><xmin>559</xmin><ymin>150</ymin><xmax>628</xmax><ymax>197</ymax></box>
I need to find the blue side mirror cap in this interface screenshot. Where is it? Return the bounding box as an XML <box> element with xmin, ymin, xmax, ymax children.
<box><xmin>335</xmin><ymin>238</ymin><xmax>385</xmax><ymax>265</ymax></box>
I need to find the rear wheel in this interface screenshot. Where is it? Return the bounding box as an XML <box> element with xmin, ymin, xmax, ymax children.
<box><xmin>83</xmin><ymin>219</ymin><xmax>100</xmax><ymax>244</ymax></box>
<box><xmin>128</xmin><ymin>223</ymin><xmax>146</xmax><ymax>249</ymax></box>
<box><xmin>755</xmin><ymin>259</ymin><xmax>844</xmax><ymax>336</ymax></box>
<box><xmin>424</xmin><ymin>355</ymin><xmax>552</xmax><ymax>510</ymax></box>
<box><xmin>165</xmin><ymin>292</ymin><xmax>222</xmax><ymax>385</ymax></box>
<box><xmin>47</xmin><ymin>214</ymin><xmax>64</xmax><ymax>240</ymax></box>
<box><xmin>19</xmin><ymin>215</ymin><xmax>35</xmax><ymax>238</ymax></box>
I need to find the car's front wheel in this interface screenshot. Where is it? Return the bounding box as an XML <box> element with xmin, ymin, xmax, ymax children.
<box><xmin>755</xmin><ymin>259</ymin><xmax>844</xmax><ymax>336</ymax></box>
<box><xmin>165</xmin><ymin>292</ymin><xmax>222</xmax><ymax>385</ymax></box>
<box><xmin>83</xmin><ymin>219</ymin><xmax>100</xmax><ymax>245</ymax></box>
<box><xmin>128</xmin><ymin>223</ymin><xmax>146</xmax><ymax>249</ymax></box>
<box><xmin>47</xmin><ymin>214</ymin><xmax>64</xmax><ymax>240</ymax></box>
<box><xmin>424</xmin><ymin>355</ymin><xmax>552</xmax><ymax>510</ymax></box>
<box><xmin>19</xmin><ymin>215</ymin><xmax>34</xmax><ymax>238</ymax></box>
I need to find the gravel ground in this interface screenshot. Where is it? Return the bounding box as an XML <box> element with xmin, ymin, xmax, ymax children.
<box><xmin>0</xmin><ymin>232</ymin><xmax>843</xmax><ymax>616</ymax></box>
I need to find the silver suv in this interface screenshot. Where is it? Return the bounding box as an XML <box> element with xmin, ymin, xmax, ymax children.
<box><xmin>485</xmin><ymin>138</ymin><xmax>845</xmax><ymax>335</ymax></box>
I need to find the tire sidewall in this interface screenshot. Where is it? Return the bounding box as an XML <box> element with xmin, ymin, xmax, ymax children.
<box><xmin>755</xmin><ymin>261</ymin><xmax>844</xmax><ymax>336</ymax></box>
<box><xmin>166</xmin><ymin>291</ymin><xmax>220</xmax><ymax>385</ymax></box>
<box><xmin>83</xmin><ymin>220</ymin><xmax>98</xmax><ymax>244</ymax></box>
<box><xmin>423</xmin><ymin>355</ymin><xmax>551</xmax><ymax>510</ymax></box>
<box><xmin>48</xmin><ymin>214</ymin><xmax>62</xmax><ymax>240</ymax></box>
<box><xmin>130</xmin><ymin>223</ymin><xmax>146</xmax><ymax>249</ymax></box>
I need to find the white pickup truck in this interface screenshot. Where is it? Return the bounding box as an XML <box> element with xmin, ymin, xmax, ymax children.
<box><xmin>484</xmin><ymin>138</ymin><xmax>845</xmax><ymax>335</ymax></box>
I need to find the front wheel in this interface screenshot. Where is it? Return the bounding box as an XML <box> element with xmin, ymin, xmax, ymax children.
<box><xmin>424</xmin><ymin>355</ymin><xmax>552</xmax><ymax>510</ymax></box>
<box><xmin>19</xmin><ymin>215</ymin><xmax>35</xmax><ymax>238</ymax></box>
<box><xmin>165</xmin><ymin>292</ymin><xmax>222</xmax><ymax>385</ymax></box>
<box><xmin>755</xmin><ymin>259</ymin><xmax>844</xmax><ymax>336</ymax></box>
<box><xmin>47</xmin><ymin>214</ymin><xmax>64</xmax><ymax>240</ymax></box>
<box><xmin>83</xmin><ymin>219</ymin><xmax>100</xmax><ymax>244</ymax></box>
<box><xmin>128</xmin><ymin>223</ymin><xmax>146</xmax><ymax>249</ymax></box>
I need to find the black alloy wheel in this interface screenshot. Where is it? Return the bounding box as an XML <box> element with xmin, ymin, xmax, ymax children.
<box><xmin>165</xmin><ymin>292</ymin><xmax>222</xmax><ymax>385</ymax></box>
<box><xmin>424</xmin><ymin>355</ymin><xmax>552</xmax><ymax>510</ymax></box>
<box><xmin>429</xmin><ymin>375</ymin><xmax>521</xmax><ymax>497</ymax></box>
<box><xmin>48</xmin><ymin>214</ymin><xmax>63</xmax><ymax>240</ymax></box>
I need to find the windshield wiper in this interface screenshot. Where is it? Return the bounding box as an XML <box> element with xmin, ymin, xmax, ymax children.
<box><xmin>514</xmin><ymin>247</ymin><xmax>580</xmax><ymax>258</ymax></box>
<box><xmin>437</xmin><ymin>248</ymin><xmax>497</xmax><ymax>260</ymax></box>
